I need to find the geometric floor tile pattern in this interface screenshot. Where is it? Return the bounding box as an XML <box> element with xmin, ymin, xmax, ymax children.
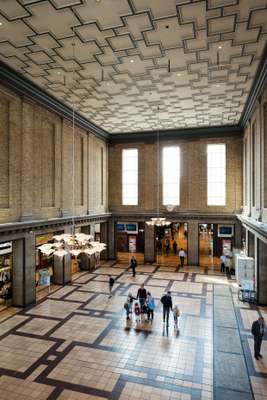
<box><xmin>0</xmin><ymin>263</ymin><xmax>266</xmax><ymax>399</ymax></box>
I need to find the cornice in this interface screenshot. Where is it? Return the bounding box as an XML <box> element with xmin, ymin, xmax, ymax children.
<box><xmin>0</xmin><ymin>61</ymin><xmax>109</xmax><ymax>142</ymax></box>
<box><xmin>108</xmin><ymin>125</ymin><xmax>243</xmax><ymax>144</ymax></box>
<box><xmin>237</xmin><ymin>214</ymin><xmax>267</xmax><ymax>243</ymax></box>
<box><xmin>239</xmin><ymin>41</ymin><xmax>267</xmax><ymax>129</ymax></box>
<box><xmin>110</xmin><ymin>212</ymin><xmax>239</xmax><ymax>222</ymax></box>
<box><xmin>0</xmin><ymin>213</ymin><xmax>111</xmax><ymax>236</ymax></box>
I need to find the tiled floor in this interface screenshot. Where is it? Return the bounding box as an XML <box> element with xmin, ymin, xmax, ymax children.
<box><xmin>0</xmin><ymin>263</ymin><xmax>266</xmax><ymax>399</ymax></box>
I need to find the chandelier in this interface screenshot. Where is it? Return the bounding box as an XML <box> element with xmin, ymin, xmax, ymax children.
<box><xmin>146</xmin><ymin>106</ymin><xmax>171</xmax><ymax>227</ymax></box>
<box><xmin>38</xmin><ymin>42</ymin><xmax>106</xmax><ymax>258</ymax></box>
<box><xmin>38</xmin><ymin>233</ymin><xmax>106</xmax><ymax>258</ymax></box>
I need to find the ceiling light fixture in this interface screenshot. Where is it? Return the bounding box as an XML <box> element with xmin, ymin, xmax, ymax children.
<box><xmin>130</xmin><ymin>59</ymin><xmax>134</xmax><ymax>63</ymax></box>
<box><xmin>38</xmin><ymin>42</ymin><xmax>106</xmax><ymax>259</ymax></box>
<box><xmin>218</xmin><ymin>45</ymin><xmax>222</xmax><ymax>49</ymax></box>
<box><xmin>146</xmin><ymin>106</ymin><xmax>171</xmax><ymax>227</ymax></box>
<box><xmin>0</xmin><ymin>22</ymin><xmax>3</xmax><ymax>26</ymax></box>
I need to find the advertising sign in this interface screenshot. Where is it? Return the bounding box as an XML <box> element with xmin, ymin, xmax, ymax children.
<box><xmin>128</xmin><ymin>235</ymin><xmax>136</xmax><ymax>252</ymax></box>
<box><xmin>39</xmin><ymin>268</ymin><xmax>50</xmax><ymax>286</ymax></box>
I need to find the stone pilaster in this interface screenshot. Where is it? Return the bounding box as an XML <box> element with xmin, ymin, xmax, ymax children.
<box><xmin>187</xmin><ymin>220</ymin><xmax>199</xmax><ymax>266</ymax></box>
<box><xmin>12</xmin><ymin>233</ymin><xmax>35</xmax><ymax>307</ymax></box>
<box><xmin>144</xmin><ymin>224</ymin><xmax>155</xmax><ymax>263</ymax></box>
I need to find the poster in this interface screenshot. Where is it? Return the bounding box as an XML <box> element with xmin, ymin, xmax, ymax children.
<box><xmin>39</xmin><ymin>268</ymin><xmax>50</xmax><ymax>286</ymax></box>
<box><xmin>128</xmin><ymin>235</ymin><xmax>136</xmax><ymax>252</ymax></box>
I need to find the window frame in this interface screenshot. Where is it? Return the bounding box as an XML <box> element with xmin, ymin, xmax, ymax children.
<box><xmin>122</xmin><ymin>148</ymin><xmax>138</xmax><ymax>206</ymax></box>
<box><xmin>207</xmin><ymin>143</ymin><xmax>226</xmax><ymax>206</ymax></box>
<box><xmin>162</xmin><ymin>146</ymin><xmax>180</xmax><ymax>206</ymax></box>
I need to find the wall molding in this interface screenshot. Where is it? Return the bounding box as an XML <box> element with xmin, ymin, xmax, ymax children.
<box><xmin>237</xmin><ymin>214</ymin><xmax>267</xmax><ymax>244</ymax></box>
<box><xmin>108</xmin><ymin>125</ymin><xmax>243</xmax><ymax>143</ymax></box>
<box><xmin>0</xmin><ymin>213</ymin><xmax>111</xmax><ymax>238</ymax></box>
<box><xmin>110</xmin><ymin>212</ymin><xmax>238</xmax><ymax>222</ymax></box>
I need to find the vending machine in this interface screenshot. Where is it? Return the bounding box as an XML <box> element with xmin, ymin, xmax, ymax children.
<box><xmin>235</xmin><ymin>254</ymin><xmax>255</xmax><ymax>290</ymax></box>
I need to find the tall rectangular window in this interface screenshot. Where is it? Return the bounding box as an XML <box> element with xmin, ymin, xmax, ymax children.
<box><xmin>162</xmin><ymin>146</ymin><xmax>180</xmax><ymax>205</ymax></box>
<box><xmin>122</xmin><ymin>149</ymin><xmax>138</xmax><ymax>205</ymax></box>
<box><xmin>207</xmin><ymin>144</ymin><xmax>226</xmax><ymax>206</ymax></box>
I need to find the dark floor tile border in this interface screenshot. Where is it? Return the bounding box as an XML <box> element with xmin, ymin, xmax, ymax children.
<box><xmin>0</xmin><ymin>268</ymin><xmax>221</xmax><ymax>399</ymax></box>
<box><xmin>213</xmin><ymin>285</ymin><xmax>255</xmax><ymax>400</ymax></box>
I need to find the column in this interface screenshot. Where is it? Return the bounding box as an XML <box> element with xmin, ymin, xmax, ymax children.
<box><xmin>234</xmin><ymin>220</ymin><xmax>242</xmax><ymax>249</ymax></box>
<box><xmin>100</xmin><ymin>222</ymin><xmax>108</xmax><ymax>260</ymax></box>
<box><xmin>13</xmin><ymin>233</ymin><xmax>35</xmax><ymax>307</ymax></box>
<box><xmin>258</xmin><ymin>239</ymin><xmax>267</xmax><ymax>305</ymax></box>
<box><xmin>108</xmin><ymin>219</ymin><xmax>116</xmax><ymax>259</ymax></box>
<box><xmin>20</xmin><ymin>102</ymin><xmax>34</xmax><ymax>221</ymax></box>
<box><xmin>54</xmin><ymin>253</ymin><xmax>71</xmax><ymax>285</ymax></box>
<box><xmin>144</xmin><ymin>224</ymin><xmax>155</xmax><ymax>263</ymax></box>
<box><xmin>248</xmin><ymin>230</ymin><xmax>255</xmax><ymax>258</ymax></box>
<box><xmin>90</xmin><ymin>223</ymin><xmax>95</xmax><ymax>239</ymax></box>
<box><xmin>187</xmin><ymin>220</ymin><xmax>199</xmax><ymax>266</ymax></box>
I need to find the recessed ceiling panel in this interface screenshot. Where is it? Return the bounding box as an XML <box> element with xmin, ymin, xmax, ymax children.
<box><xmin>0</xmin><ymin>0</ymin><xmax>266</xmax><ymax>133</ymax></box>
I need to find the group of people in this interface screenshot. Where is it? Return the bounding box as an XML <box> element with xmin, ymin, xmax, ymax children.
<box><xmin>124</xmin><ymin>283</ymin><xmax>180</xmax><ymax>329</ymax></box>
<box><xmin>110</xmin><ymin>272</ymin><xmax>265</xmax><ymax>359</ymax></box>
<box><xmin>124</xmin><ymin>284</ymin><xmax>156</xmax><ymax>322</ymax></box>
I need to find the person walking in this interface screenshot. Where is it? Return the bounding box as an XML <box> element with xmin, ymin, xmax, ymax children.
<box><xmin>130</xmin><ymin>256</ymin><xmax>137</xmax><ymax>277</ymax></box>
<box><xmin>173</xmin><ymin>305</ymin><xmax>180</xmax><ymax>329</ymax></box>
<box><xmin>220</xmin><ymin>254</ymin><xmax>226</xmax><ymax>273</ymax></box>
<box><xmin>165</xmin><ymin>239</ymin><xmax>170</xmax><ymax>256</ymax></box>
<box><xmin>251</xmin><ymin>316</ymin><xmax>265</xmax><ymax>360</ymax></box>
<box><xmin>137</xmin><ymin>283</ymin><xmax>147</xmax><ymax>312</ymax></box>
<box><xmin>147</xmin><ymin>292</ymin><xmax>156</xmax><ymax>322</ymax></box>
<box><xmin>161</xmin><ymin>291</ymin><xmax>173</xmax><ymax>327</ymax></box>
<box><xmin>124</xmin><ymin>292</ymin><xmax>135</xmax><ymax>320</ymax></box>
<box><xmin>178</xmin><ymin>248</ymin><xmax>186</xmax><ymax>267</ymax></box>
<box><xmin>173</xmin><ymin>240</ymin><xmax>177</xmax><ymax>255</ymax></box>
<box><xmin>109</xmin><ymin>275</ymin><xmax>115</xmax><ymax>297</ymax></box>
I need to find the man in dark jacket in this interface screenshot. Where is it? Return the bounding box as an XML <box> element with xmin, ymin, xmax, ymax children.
<box><xmin>137</xmin><ymin>283</ymin><xmax>147</xmax><ymax>311</ymax></box>
<box><xmin>109</xmin><ymin>275</ymin><xmax>115</xmax><ymax>298</ymax></box>
<box><xmin>130</xmin><ymin>256</ymin><xmax>137</xmax><ymax>277</ymax></box>
<box><xmin>161</xmin><ymin>291</ymin><xmax>173</xmax><ymax>327</ymax></box>
<box><xmin>251</xmin><ymin>316</ymin><xmax>265</xmax><ymax>360</ymax></box>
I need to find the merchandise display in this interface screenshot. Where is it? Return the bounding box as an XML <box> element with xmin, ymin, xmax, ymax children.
<box><xmin>0</xmin><ymin>253</ymin><xmax>12</xmax><ymax>307</ymax></box>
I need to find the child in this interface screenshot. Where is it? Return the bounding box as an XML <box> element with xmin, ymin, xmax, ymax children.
<box><xmin>126</xmin><ymin>292</ymin><xmax>135</xmax><ymax>319</ymax></box>
<box><xmin>173</xmin><ymin>305</ymin><xmax>180</xmax><ymax>329</ymax></box>
<box><xmin>147</xmin><ymin>292</ymin><xmax>156</xmax><ymax>322</ymax></box>
<box><xmin>134</xmin><ymin>302</ymin><xmax>141</xmax><ymax>323</ymax></box>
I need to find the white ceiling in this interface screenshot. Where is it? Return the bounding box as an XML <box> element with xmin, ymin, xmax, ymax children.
<box><xmin>0</xmin><ymin>0</ymin><xmax>266</xmax><ymax>133</ymax></box>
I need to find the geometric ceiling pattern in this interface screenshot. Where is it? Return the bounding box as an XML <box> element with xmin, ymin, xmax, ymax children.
<box><xmin>0</xmin><ymin>0</ymin><xmax>266</xmax><ymax>134</ymax></box>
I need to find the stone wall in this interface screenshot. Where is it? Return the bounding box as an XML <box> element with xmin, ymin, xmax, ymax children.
<box><xmin>0</xmin><ymin>84</ymin><xmax>108</xmax><ymax>224</ymax></box>
<box><xmin>109</xmin><ymin>136</ymin><xmax>243</xmax><ymax>215</ymax></box>
<box><xmin>243</xmin><ymin>85</ymin><xmax>267</xmax><ymax>223</ymax></box>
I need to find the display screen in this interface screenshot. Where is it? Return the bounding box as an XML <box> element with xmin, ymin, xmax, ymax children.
<box><xmin>116</xmin><ymin>223</ymin><xmax>125</xmax><ymax>231</ymax></box>
<box><xmin>218</xmin><ymin>225</ymin><xmax>234</xmax><ymax>236</ymax></box>
<box><xmin>126</xmin><ymin>223</ymin><xmax>138</xmax><ymax>232</ymax></box>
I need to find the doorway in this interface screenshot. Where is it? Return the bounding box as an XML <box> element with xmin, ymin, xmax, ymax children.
<box><xmin>198</xmin><ymin>224</ymin><xmax>221</xmax><ymax>269</ymax></box>
<box><xmin>116</xmin><ymin>222</ymin><xmax>145</xmax><ymax>264</ymax></box>
<box><xmin>156</xmin><ymin>222</ymin><xmax>188</xmax><ymax>267</ymax></box>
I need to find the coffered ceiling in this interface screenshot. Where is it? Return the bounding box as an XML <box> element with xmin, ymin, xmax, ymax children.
<box><xmin>0</xmin><ymin>0</ymin><xmax>266</xmax><ymax>133</ymax></box>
